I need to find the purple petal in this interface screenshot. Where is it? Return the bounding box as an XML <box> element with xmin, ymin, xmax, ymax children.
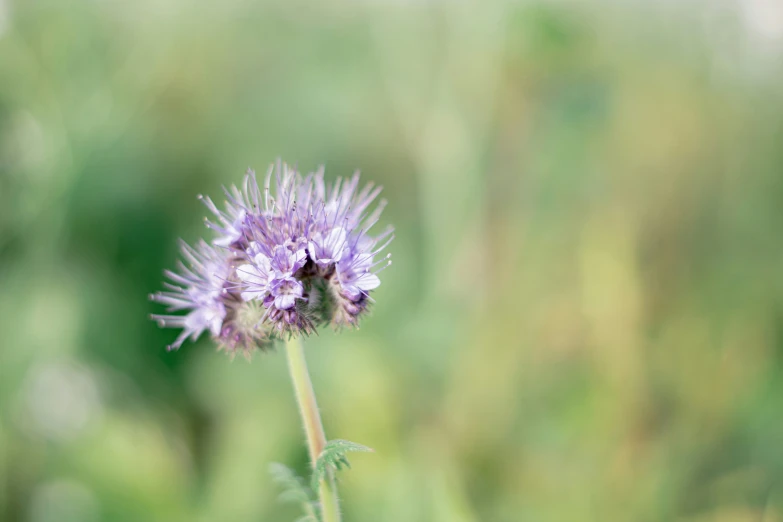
<box><xmin>275</xmin><ymin>294</ymin><xmax>297</xmax><ymax>310</ymax></box>
<box><xmin>355</xmin><ymin>272</ymin><xmax>381</xmax><ymax>291</ymax></box>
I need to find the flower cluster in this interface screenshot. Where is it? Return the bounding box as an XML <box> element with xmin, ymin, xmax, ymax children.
<box><xmin>150</xmin><ymin>161</ymin><xmax>393</xmax><ymax>357</ymax></box>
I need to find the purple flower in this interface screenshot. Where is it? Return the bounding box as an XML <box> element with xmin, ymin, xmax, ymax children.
<box><xmin>331</xmin><ymin>232</ymin><xmax>393</xmax><ymax>325</ymax></box>
<box><xmin>151</xmin><ymin>160</ymin><xmax>393</xmax><ymax>353</ymax></box>
<box><xmin>150</xmin><ymin>240</ymin><xmax>230</xmax><ymax>350</ymax></box>
<box><xmin>309</xmin><ymin>227</ymin><xmax>347</xmax><ymax>268</ymax></box>
<box><xmin>268</xmin><ymin>245</ymin><xmax>307</xmax><ymax>309</ymax></box>
<box><xmin>236</xmin><ymin>249</ymin><xmax>272</xmax><ymax>301</ymax></box>
<box><xmin>270</xmin><ymin>277</ymin><xmax>304</xmax><ymax>310</ymax></box>
<box><xmin>199</xmin><ymin>169</ymin><xmax>264</xmax><ymax>248</ymax></box>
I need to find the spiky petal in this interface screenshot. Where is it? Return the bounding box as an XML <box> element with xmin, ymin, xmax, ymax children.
<box><xmin>149</xmin><ymin>240</ymin><xmax>230</xmax><ymax>350</ymax></box>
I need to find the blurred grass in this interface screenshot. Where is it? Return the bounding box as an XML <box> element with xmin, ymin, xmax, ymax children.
<box><xmin>2</xmin><ymin>0</ymin><xmax>783</xmax><ymax>521</ymax></box>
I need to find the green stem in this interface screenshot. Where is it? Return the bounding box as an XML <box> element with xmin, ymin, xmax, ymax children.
<box><xmin>284</xmin><ymin>336</ymin><xmax>341</xmax><ymax>522</ymax></box>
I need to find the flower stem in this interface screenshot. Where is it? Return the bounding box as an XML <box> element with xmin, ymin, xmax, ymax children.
<box><xmin>284</xmin><ymin>336</ymin><xmax>341</xmax><ymax>522</ymax></box>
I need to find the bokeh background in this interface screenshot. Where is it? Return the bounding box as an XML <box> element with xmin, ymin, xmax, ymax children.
<box><xmin>3</xmin><ymin>0</ymin><xmax>783</xmax><ymax>521</ymax></box>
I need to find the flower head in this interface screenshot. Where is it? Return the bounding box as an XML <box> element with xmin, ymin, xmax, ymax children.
<box><xmin>151</xmin><ymin>160</ymin><xmax>393</xmax><ymax>354</ymax></box>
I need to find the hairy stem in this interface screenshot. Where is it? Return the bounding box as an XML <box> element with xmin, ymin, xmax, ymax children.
<box><xmin>285</xmin><ymin>336</ymin><xmax>340</xmax><ymax>522</ymax></box>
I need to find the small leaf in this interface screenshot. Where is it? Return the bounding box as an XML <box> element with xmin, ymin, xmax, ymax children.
<box><xmin>269</xmin><ymin>463</ymin><xmax>318</xmax><ymax>522</ymax></box>
<box><xmin>311</xmin><ymin>439</ymin><xmax>374</xmax><ymax>491</ymax></box>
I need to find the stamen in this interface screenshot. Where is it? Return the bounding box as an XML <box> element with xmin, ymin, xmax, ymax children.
<box><xmin>368</xmin><ymin>254</ymin><xmax>391</xmax><ymax>270</ymax></box>
<box><xmin>372</xmin><ymin>260</ymin><xmax>392</xmax><ymax>275</ymax></box>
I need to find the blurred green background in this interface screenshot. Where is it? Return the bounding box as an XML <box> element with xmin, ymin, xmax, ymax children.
<box><xmin>3</xmin><ymin>0</ymin><xmax>783</xmax><ymax>521</ymax></box>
